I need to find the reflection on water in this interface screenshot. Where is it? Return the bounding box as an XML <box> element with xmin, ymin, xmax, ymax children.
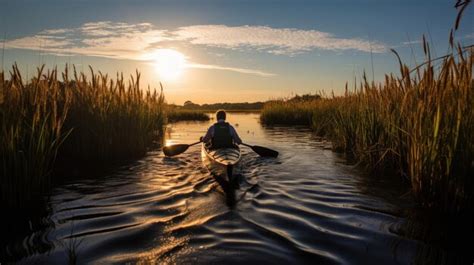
<box><xmin>0</xmin><ymin>113</ymin><xmax>471</xmax><ymax>264</ymax></box>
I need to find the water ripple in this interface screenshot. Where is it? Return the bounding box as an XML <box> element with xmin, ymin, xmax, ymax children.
<box><xmin>1</xmin><ymin>113</ymin><xmax>468</xmax><ymax>264</ymax></box>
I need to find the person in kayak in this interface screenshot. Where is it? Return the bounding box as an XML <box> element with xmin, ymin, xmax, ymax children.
<box><xmin>201</xmin><ymin>110</ymin><xmax>242</xmax><ymax>149</ymax></box>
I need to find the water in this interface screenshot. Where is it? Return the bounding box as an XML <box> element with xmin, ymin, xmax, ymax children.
<box><xmin>1</xmin><ymin>113</ymin><xmax>471</xmax><ymax>264</ymax></box>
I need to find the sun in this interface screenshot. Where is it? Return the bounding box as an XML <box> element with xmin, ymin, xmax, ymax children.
<box><xmin>149</xmin><ymin>49</ymin><xmax>186</xmax><ymax>81</ymax></box>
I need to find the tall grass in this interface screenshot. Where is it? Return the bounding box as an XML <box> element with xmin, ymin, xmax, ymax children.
<box><xmin>260</xmin><ymin>99</ymin><xmax>319</xmax><ymax>125</ymax></box>
<box><xmin>261</xmin><ymin>45</ymin><xmax>473</xmax><ymax>213</ymax></box>
<box><xmin>59</xmin><ymin>66</ymin><xmax>165</xmax><ymax>162</ymax></box>
<box><xmin>165</xmin><ymin>107</ymin><xmax>209</xmax><ymax>122</ymax></box>
<box><xmin>1</xmin><ymin>65</ymin><xmax>71</xmax><ymax>207</ymax></box>
<box><xmin>0</xmin><ymin>65</ymin><xmax>165</xmax><ymax>208</ymax></box>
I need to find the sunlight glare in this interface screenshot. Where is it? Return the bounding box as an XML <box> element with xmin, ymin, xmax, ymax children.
<box><xmin>149</xmin><ymin>49</ymin><xmax>186</xmax><ymax>81</ymax></box>
<box><xmin>165</xmin><ymin>139</ymin><xmax>175</xmax><ymax>147</ymax></box>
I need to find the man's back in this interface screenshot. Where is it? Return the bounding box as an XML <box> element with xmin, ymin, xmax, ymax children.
<box><xmin>211</xmin><ymin>122</ymin><xmax>234</xmax><ymax>148</ymax></box>
<box><xmin>201</xmin><ymin>110</ymin><xmax>242</xmax><ymax>148</ymax></box>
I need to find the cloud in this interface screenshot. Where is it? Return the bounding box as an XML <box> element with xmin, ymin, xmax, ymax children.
<box><xmin>6</xmin><ymin>35</ymin><xmax>73</xmax><ymax>50</ymax></box>
<box><xmin>4</xmin><ymin>21</ymin><xmax>278</xmax><ymax>77</ymax></box>
<box><xmin>465</xmin><ymin>33</ymin><xmax>474</xmax><ymax>39</ymax></box>
<box><xmin>402</xmin><ymin>40</ymin><xmax>422</xmax><ymax>45</ymax></box>
<box><xmin>174</xmin><ymin>25</ymin><xmax>387</xmax><ymax>55</ymax></box>
<box><xmin>39</xmin><ymin>28</ymin><xmax>73</xmax><ymax>35</ymax></box>
<box><xmin>4</xmin><ymin>21</ymin><xmax>387</xmax><ymax>77</ymax></box>
<box><xmin>187</xmin><ymin>63</ymin><xmax>275</xmax><ymax>77</ymax></box>
<box><xmin>6</xmin><ymin>21</ymin><xmax>387</xmax><ymax>58</ymax></box>
<box><xmin>5</xmin><ymin>21</ymin><xmax>169</xmax><ymax>60</ymax></box>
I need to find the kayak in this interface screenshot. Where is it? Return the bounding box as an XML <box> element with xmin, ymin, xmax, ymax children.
<box><xmin>201</xmin><ymin>143</ymin><xmax>241</xmax><ymax>182</ymax></box>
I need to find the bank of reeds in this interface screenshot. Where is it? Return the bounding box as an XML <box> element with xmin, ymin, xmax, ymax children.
<box><xmin>166</xmin><ymin>108</ymin><xmax>209</xmax><ymax>122</ymax></box>
<box><xmin>0</xmin><ymin>65</ymin><xmax>165</xmax><ymax>208</ymax></box>
<box><xmin>59</xmin><ymin>67</ymin><xmax>165</xmax><ymax>162</ymax></box>
<box><xmin>260</xmin><ymin>99</ymin><xmax>318</xmax><ymax>125</ymax></box>
<box><xmin>0</xmin><ymin>65</ymin><xmax>71</xmax><ymax>207</ymax></box>
<box><xmin>261</xmin><ymin>45</ymin><xmax>473</xmax><ymax>213</ymax></box>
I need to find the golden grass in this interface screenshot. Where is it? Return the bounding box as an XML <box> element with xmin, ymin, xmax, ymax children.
<box><xmin>260</xmin><ymin>99</ymin><xmax>319</xmax><ymax>125</ymax></box>
<box><xmin>1</xmin><ymin>65</ymin><xmax>71</xmax><ymax>207</ymax></box>
<box><xmin>60</xmin><ymin>66</ymin><xmax>165</xmax><ymax>161</ymax></box>
<box><xmin>0</xmin><ymin>64</ymin><xmax>165</xmax><ymax>207</ymax></box>
<box><xmin>261</xmin><ymin>45</ymin><xmax>473</xmax><ymax>213</ymax></box>
<box><xmin>165</xmin><ymin>107</ymin><xmax>209</xmax><ymax>122</ymax></box>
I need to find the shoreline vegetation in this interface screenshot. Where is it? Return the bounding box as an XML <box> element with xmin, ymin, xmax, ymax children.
<box><xmin>165</xmin><ymin>100</ymin><xmax>265</xmax><ymax>122</ymax></box>
<box><xmin>1</xmin><ymin>65</ymin><xmax>165</xmax><ymax>208</ymax></box>
<box><xmin>261</xmin><ymin>39</ymin><xmax>473</xmax><ymax>213</ymax></box>
<box><xmin>165</xmin><ymin>108</ymin><xmax>263</xmax><ymax>122</ymax></box>
<box><xmin>1</xmin><ymin>4</ymin><xmax>472</xmax><ymax>215</ymax></box>
<box><xmin>172</xmin><ymin>100</ymin><xmax>264</xmax><ymax>112</ymax></box>
<box><xmin>166</xmin><ymin>107</ymin><xmax>210</xmax><ymax>122</ymax></box>
<box><xmin>0</xmin><ymin>64</ymin><xmax>257</xmax><ymax>208</ymax></box>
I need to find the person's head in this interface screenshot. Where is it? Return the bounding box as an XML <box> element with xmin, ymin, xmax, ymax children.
<box><xmin>216</xmin><ymin>110</ymin><xmax>226</xmax><ymax>121</ymax></box>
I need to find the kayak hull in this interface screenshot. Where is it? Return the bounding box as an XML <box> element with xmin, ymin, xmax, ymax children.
<box><xmin>201</xmin><ymin>143</ymin><xmax>241</xmax><ymax>181</ymax></box>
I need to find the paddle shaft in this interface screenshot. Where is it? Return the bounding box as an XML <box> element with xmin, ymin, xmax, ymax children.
<box><xmin>188</xmin><ymin>141</ymin><xmax>201</xmax><ymax>147</ymax></box>
<box><xmin>163</xmin><ymin>141</ymin><xmax>201</xmax><ymax>156</ymax></box>
<box><xmin>241</xmin><ymin>142</ymin><xmax>279</xmax><ymax>158</ymax></box>
<box><xmin>241</xmin><ymin>143</ymin><xmax>253</xmax><ymax>148</ymax></box>
<box><xmin>164</xmin><ymin>141</ymin><xmax>277</xmax><ymax>157</ymax></box>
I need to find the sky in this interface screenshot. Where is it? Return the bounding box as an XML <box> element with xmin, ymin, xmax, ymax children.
<box><xmin>0</xmin><ymin>0</ymin><xmax>473</xmax><ymax>104</ymax></box>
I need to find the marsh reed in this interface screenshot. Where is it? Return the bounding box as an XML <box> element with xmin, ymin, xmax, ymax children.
<box><xmin>261</xmin><ymin>44</ymin><xmax>473</xmax><ymax>213</ymax></box>
<box><xmin>1</xmin><ymin>65</ymin><xmax>70</xmax><ymax>207</ymax></box>
<box><xmin>59</xmin><ymin>66</ymin><xmax>165</xmax><ymax>162</ymax></box>
<box><xmin>165</xmin><ymin>107</ymin><xmax>209</xmax><ymax>122</ymax></box>
<box><xmin>260</xmin><ymin>99</ymin><xmax>316</xmax><ymax>126</ymax></box>
<box><xmin>0</xmin><ymin>65</ymin><xmax>165</xmax><ymax>208</ymax></box>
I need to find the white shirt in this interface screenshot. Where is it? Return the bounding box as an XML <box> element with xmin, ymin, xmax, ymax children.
<box><xmin>202</xmin><ymin>119</ymin><xmax>242</xmax><ymax>144</ymax></box>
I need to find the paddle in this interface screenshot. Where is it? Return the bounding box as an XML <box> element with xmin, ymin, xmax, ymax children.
<box><xmin>241</xmin><ymin>143</ymin><xmax>279</xmax><ymax>158</ymax></box>
<box><xmin>163</xmin><ymin>141</ymin><xmax>201</xmax><ymax>156</ymax></box>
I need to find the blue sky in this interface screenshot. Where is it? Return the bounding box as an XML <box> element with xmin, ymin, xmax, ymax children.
<box><xmin>1</xmin><ymin>0</ymin><xmax>473</xmax><ymax>104</ymax></box>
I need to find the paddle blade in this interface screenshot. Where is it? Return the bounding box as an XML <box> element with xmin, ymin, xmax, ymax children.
<box><xmin>251</xmin><ymin>145</ymin><xmax>279</xmax><ymax>158</ymax></box>
<box><xmin>163</xmin><ymin>144</ymin><xmax>189</xmax><ymax>156</ymax></box>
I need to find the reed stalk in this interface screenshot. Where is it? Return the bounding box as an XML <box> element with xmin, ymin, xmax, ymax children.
<box><xmin>260</xmin><ymin>46</ymin><xmax>473</xmax><ymax>213</ymax></box>
<box><xmin>1</xmin><ymin>64</ymin><xmax>71</xmax><ymax>207</ymax></box>
<box><xmin>0</xmin><ymin>65</ymin><xmax>165</xmax><ymax>208</ymax></box>
<box><xmin>165</xmin><ymin>107</ymin><xmax>209</xmax><ymax>122</ymax></box>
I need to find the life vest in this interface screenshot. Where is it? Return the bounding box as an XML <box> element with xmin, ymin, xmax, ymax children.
<box><xmin>211</xmin><ymin>122</ymin><xmax>233</xmax><ymax>148</ymax></box>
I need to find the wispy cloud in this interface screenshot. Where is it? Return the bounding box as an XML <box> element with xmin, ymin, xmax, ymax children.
<box><xmin>4</xmin><ymin>21</ymin><xmax>387</xmax><ymax>76</ymax></box>
<box><xmin>6</xmin><ymin>35</ymin><xmax>73</xmax><ymax>50</ymax></box>
<box><xmin>174</xmin><ymin>25</ymin><xmax>387</xmax><ymax>55</ymax></box>
<box><xmin>5</xmin><ymin>21</ymin><xmax>168</xmax><ymax>59</ymax></box>
<box><xmin>187</xmin><ymin>63</ymin><xmax>275</xmax><ymax>77</ymax></box>
<box><xmin>40</xmin><ymin>28</ymin><xmax>73</xmax><ymax>35</ymax></box>
<box><xmin>402</xmin><ymin>40</ymin><xmax>422</xmax><ymax>45</ymax></box>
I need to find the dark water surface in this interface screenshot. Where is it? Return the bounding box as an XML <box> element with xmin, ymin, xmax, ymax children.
<box><xmin>1</xmin><ymin>113</ymin><xmax>471</xmax><ymax>264</ymax></box>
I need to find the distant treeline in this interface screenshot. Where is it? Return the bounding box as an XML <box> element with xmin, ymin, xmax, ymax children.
<box><xmin>169</xmin><ymin>94</ymin><xmax>322</xmax><ymax>111</ymax></box>
<box><xmin>181</xmin><ymin>101</ymin><xmax>264</xmax><ymax>110</ymax></box>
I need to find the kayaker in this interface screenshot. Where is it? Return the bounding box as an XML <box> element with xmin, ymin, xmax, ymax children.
<box><xmin>201</xmin><ymin>110</ymin><xmax>242</xmax><ymax>149</ymax></box>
